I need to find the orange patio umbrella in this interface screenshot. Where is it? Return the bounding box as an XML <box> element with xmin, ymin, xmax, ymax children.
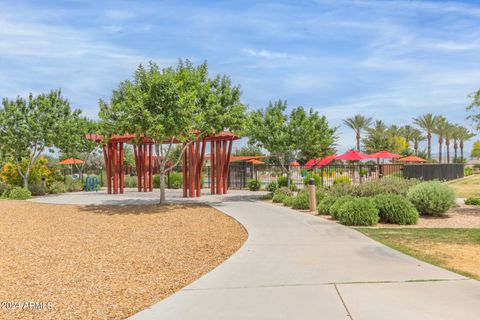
<box><xmin>57</xmin><ymin>157</ymin><xmax>84</xmax><ymax>176</ymax></box>
<box><xmin>247</xmin><ymin>159</ymin><xmax>265</xmax><ymax>165</ymax></box>
<box><xmin>397</xmin><ymin>155</ymin><xmax>427</xmax><ymax>163</ymax></box>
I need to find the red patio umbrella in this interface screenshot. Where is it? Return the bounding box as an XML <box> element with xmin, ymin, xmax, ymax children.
<box><xmin>397</xmin><ymin>155</ymin><xmax>427</xmax><ymax>163</ymax></box>
<box><xmin>290</xmin><ymin>161</ymin><xmax>300</xmax><ymax>167</ymax></box>
<box><xmin>304</xmin><ymin>158</ymin><xmax>321</xmax><ymax>168</ymax></box>
<box><xmin>368</xmin><ymin>150</ymin><xmax>401</xmax><ymax>159</ymax></box>
<box><xmin>315</xmin><ymin>154</ymin><xmax>337</xmax><ymax>168</ymax></box>
<box><xmin>335</xmin><ymin>150</ymin><xmax>369</xmax><ymax>161</ymax></box>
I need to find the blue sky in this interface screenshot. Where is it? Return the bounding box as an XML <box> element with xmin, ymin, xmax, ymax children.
<box><xmin>1</xmin><ymin>0</ymin><xmax>479</xmax><ymax>154</ymax></box>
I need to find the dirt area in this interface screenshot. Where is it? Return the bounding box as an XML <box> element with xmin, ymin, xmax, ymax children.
<box><xmin>0</xmin><ymin>201</ymin><xmax>247</xmax><ymax>320</ymax></box>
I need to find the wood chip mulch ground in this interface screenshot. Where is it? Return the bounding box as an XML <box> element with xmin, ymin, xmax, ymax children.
<box><xmin>0</xmin><ymin>201</ymin><xmax>247</xmax><ymax>320</ymax></box>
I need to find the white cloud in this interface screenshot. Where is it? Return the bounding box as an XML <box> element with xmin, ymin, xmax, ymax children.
<box><xmin>244</xmin><ymin>48</ymin><xmax>293</xmax><ymax>59</ymax></box>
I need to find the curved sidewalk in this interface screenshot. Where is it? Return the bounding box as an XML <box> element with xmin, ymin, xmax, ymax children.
<box><xmin>130</xmin><ymin>200</ymin><xmax>480</xmax><ymax>320</ymax></box>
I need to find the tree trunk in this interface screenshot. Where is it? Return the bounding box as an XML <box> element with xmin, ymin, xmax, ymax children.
<box><xmin>159</xmin><ymin>164</ymin><xmax>166</xmax><ymax>204</ymax></box>
<box><xmin>453</xmin><ymin>143</ymin><xmax>458</xmax><ymax>163</ymax></box>
<box><xmin>427</xmin><ymin>132</ymin><xmax>431</xmax><ymax>160</ymax></box>
<box><xmin>23</xmin><ymin>176</ymin><xmax>29</xmax><ymax>189</ymax></box>
<box><xmin>356</xmin><ymin>131</ymin><xmax>361</xmax><ymax>151</ymax></box>
<box><xmin>446</xmin><ymin>140</ymin><xmax>450</xmax><ymax>164</ymax></box>
<box><xmin>438</xmin><ymin>141</ymin><xmax>443</xmax><ymax>163</ymax></box>
<box><xmin>460</xmin><ymin>141</ymin><xmax>464</xmax><ymax>162</ymax></box>
<box><xmin>414</xmin><ymin>142</ymin><xmax>419</xmax><ymax>155</ymax></box>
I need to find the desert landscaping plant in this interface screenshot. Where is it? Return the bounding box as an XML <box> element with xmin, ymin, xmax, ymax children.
<box><xmin>465</xmin><ymin>197</ymin><xmax>480</xmax><ymax>205</ymax></box>
<box><xmin>374</xmin><ymin>194</ymin><xmax>419</xmax><ymax>225</ymax></box>
<box><xmin>337</xmin><ymin>197</ymin><xmax>379</xmax><ymax>226</ymax></box>
<box><xmin>247</xmin><ymin>179</ymin><xmax>261</xmax><ymax>191</ymax></box>
<box><xmin>317</xmin><ymin>196</ymin><xmax>337</xmax><ymax>215</ymax></box>
<box><xmin>407</xmin><ymin>181</ymin><xmax>455</xmax><ymax>216</ymax></box>
<box><xmin>329</xmin><ymin>195</ymin><xmax>355</xmax><ymax>219</ymax></box>
<box><xmin>8</xmin><ymin>187</ymin><xmax>32</xmax><ymax>200</ymax></box>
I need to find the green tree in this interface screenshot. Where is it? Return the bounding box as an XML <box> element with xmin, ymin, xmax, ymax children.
<box><xmin>233</xmin><ymin>144</ymin><xmax>265</xmax><ymax>157</ymax></box>
<box><xmin>458</xmin><ymin>126</ymin><xmax>475</xmax><ymax>162</ymax></box>
<box><xmin>362</xmin><ymin>120</ymin><xmax>393</xmax><ymax>153</ymax></box>
<box><xmin>99</xmin><ymin>60</ymin><xmax>246</xmax><ymax>203</ymax></box>
<box><xmin>444</xmin><ymin>122</ymin><xmax>456</xmax><ymax>164</ymax></box>
<box><xmin>401</xmin><ymin>125</ymin><xmax>415</xmax><ymax>149</ymax></box>
<box><xmin>410</xmin><ymin>128</ymin><xmax>426</xmax><ymax>155</ymax></box>
<box><xmin>0</xmin><ymin>90</ymin><xmax>81</xmax><ymax>188</ymax></box>
<box><xmin>413</xmin><ymin>113</ymin><xmax>437</xmax><ymax>160</ymax></box>
<box><xmin>57</xmin><ymin>117</ymin><xmax>99</xmax><ymax>179</ymax></box>
<box><xmin>343</xmin><ymin>114</ymin><xmax>372</xmax><ymax>151</ymax></box>
<box><xmin>247</xmin><ymin>100</ymin><xmax>336</xmax><ymax>183</ymax></box>
<box><xmin>467</xmin><ymin>88</ymin><xmax>480</xmax><ymax>129</ymax></box>
<box><xmin>471</xmin><ymin>141</ymin><xmax>480</xmax><ymax>159</ymax></box>
<box><xmin>433</xmin><ymin>116</ymin><xmax>447</xmax><ymax>163</ymax></box>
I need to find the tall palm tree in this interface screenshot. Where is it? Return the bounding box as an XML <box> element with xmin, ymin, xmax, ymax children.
<box><xmin>444</xmin><ymin>122</ymin><xmax>456</xmax><ymax>164</ymax></box>
<box><xmin>457</xmin><ymin>126</ymin><xmax>475</xmax><ymax>162</ymax></box>
<box><xmin>451</xmin><ymin>125</ymin><xmax>460</xmax><ymax>162</ymax></box>
<box><xmin>433</xmin><ymin>116</ymin><xmax>447</xmax><ymax>163</ymax></box>
<box><xmin>413</xmin><ymin>113</ymin><xmax>437</xmax><ymax>160</ymax></box>
<box><xmin>363</xmin><ymin>120</ymin><xmax>391</xmax><ymax>153</ymax></box>
<box><xmin>410</xmin><ymin>128</ymin><xmax>426</xmax><ymax>155</ymax></box>
<box><xmin>343</xmin><ymin>114</ymin><xmax>372</xmax><ymax>151</ymax></box>
<box><xmin>402</xmin><ymin>125</ymin><xmax>415</xmax><ymax>149</ymax></box>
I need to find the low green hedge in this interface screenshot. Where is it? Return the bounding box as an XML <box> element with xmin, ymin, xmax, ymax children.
<box><xmin>373</xmin><ymin>194</ymin><xmax>419</xmax><ymax>225</ymax></box>
<box><xmin>266</xmin><ymin>181</ymin><xmax>278</xmax><ymax>193</ymax></box>
<box><xmin>329</xmin><ymin>196</ymin><xmax>355</xmax><ymax>219</ymax></box>
<box><xmin>48</xmin><ymin>181</ymin><xmax>67</xmax><ymax>194</ymax></box>
<box><xmin>274</xmin><ymin>187</ymin><xmax>293</xmax><ymax>197</ymax></box>
<box><xmin>292</xmin><ymin>191</ymin><xmax>310</xmax><ymax>209</ymax></box>
<box><xmin>317</xmin><ymin>196</ymin><xmax>337</xmax><ymax>215</ymax></box>
<box><xmin>272</xmin><ymin>193</ymin><xmax>287</xmax><ymax>203</ymax></box>
<box><xmin>8</xmin><ymin>187</ymin><xmax>32</xmax><ymax>200</ymax></box>
<box><xmin>248</xmin><ymin>179</ymin><xmax>261</xmax><ymax>191</ymax></box>
<box><xmin>465</xmin><ymin>197</ymin><xmax>480</xmax><ymax>205</ymax></box>
<box><xmin>337</xmin><ymin>197</ymin><xmax>379</xmax><ymax>226</ymax></box>
<box><xmin>282</xmin><ymin>196</ymin><xmax>295</xmax><ymax>207</ymax></box>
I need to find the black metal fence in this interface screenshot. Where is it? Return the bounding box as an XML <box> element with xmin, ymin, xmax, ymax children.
<box><xmin>209</xmin><ymin>163</ymin><xmax>464</xmax><ymax>190</ymax></box>
<box><xmin>403</xmin><ymin>164</ymin><xmax>464</xmax><ymax>181</ymax></box>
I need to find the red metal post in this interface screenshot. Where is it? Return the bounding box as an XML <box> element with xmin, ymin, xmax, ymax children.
<box><xmin>149</xmin><ymin>144</ymin><xmax>153</xmax><ymax>192</ymax></box>
<box><xmin>119</xmin><ymin>142</ymin><xmax>124</xmax><ymax>194</ymax></box>
<box><xmin>143</xmin><ymin>143</ymin><xmax>148</xmax><ymax>192</ymax></box>
<box><xmin>133</xmin><ymin>145</ymin><xmax>141</xmax><ymax>192</ymax></box>
<box><xmin>223</xmin><ymin>139</ymin><xmax>233</xmax><ymax>193</ymax></box>
<box><xmin>189</xmin><ymin>143</ymin><xmax>195</xmax><ymax>197</ymax></box>
<box><xmin>113</xmin><ymin>142</ymin><xmax>118</xmax><ymax>194</ymax></box>
<box><xmin>210</xmin><ymin>141</ymin><xmax>215</xmax><ymax>194</ymax></box>
<box><xmin>216</xmin><ymin>140</ymin><xmax>222</xmax><ymax>194</ymax></box>
<box><xmin>196</xmin><ymin>138</ymin><xmax>206</xmax><ymax>197</ymax></box>
<box><xmin>103</xmin><ymin>144</ymin><xmax>111</xmax><ymax>194</ymax></box>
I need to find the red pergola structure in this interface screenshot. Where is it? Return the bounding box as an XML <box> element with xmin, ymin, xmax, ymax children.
<box><xmin>86</xmin><ymin>131</ymin><xmax>239</xmax><ymax>197</ymax></box>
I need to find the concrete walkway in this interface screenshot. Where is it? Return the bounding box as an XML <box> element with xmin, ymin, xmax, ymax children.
<box><xmin>31</xmin><ymin>190</ymin><xmax>480</xmax><ymax>319</ymax></box>
<box><xmin>129</xmin><ymin>200</ymin><xmax>480</xmax><ymax>320</ymax></box>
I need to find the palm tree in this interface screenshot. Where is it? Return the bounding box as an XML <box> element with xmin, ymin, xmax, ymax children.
<box><xmin>457</xmin><ymin>126</ymin><xmax>475</xmax><ymax>162</ymax></box>
<box><xmin>363</xmin><ymin>120</ymin><xmax>391</xmax><ymax>153</ymax></box>
<box><xmin>433</xmin><ymin>116</ymin><xmax>447</xmax><ymax>163</ymax></box>
<box><xmin>343</xmin><ymin>115</ymin><xmax>372</xmax><ymax>151</ymax></box>
<box><xmin>411</xmin><ymin>128</ymin><xmax>426</xmax><ymax>155</ymax></box>
<box><xmin>444</xmin><ymin>122</ymin><xmax>455</xmax><ymax>164</ymax></box>
<box><xmin>413</xmin><ymin>113</ymin><xmax>437</xmax><ymax>160</ymax></box>
<box><xmin>451</xmin><ymin>125</ymin><xmax>460</xmax><ymax>162</ymax></box>
<box><xmin>401</xmin><ymin>125</ymin><xmax>415</xmax><ymax>149</ymax></box>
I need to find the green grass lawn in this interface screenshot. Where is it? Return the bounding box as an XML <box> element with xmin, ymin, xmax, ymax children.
<box><xmin>356</xmin><ymin>228</ymin><xmax>480</xmax><ymax>280</ymax></box>
<box><xmin>447</xmin><ymin>174</ymin><xmax>480</xmax><ymax>198</ymax></box>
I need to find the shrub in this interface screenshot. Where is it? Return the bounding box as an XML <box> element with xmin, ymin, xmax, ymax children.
<box><xmin>65</xmin><ymin>176</ymin><xmax>83</xmax><ymax>192</ymax></box>
<box><xmin>337</xmin><ymin>197</ymin><xmax>379</xmax><ymax>226</ymax></box>
<box><xmin>407</xmin><ymin>181</ymin><xmax>455</xmax><ymax>216</ymax></box>
<box><xmin>292</xmin><ymin>191</ymin><xmax>310</xmax><ymax>209</ymax></box>
<box><xmin>333</xmin><ymin>176</ymin><xmax>351</xmax><ymax>185</ymax></box>
<box><xmin>329</xmin><ymin>196</ymin><xmax>355</xmax><ymax>219</ymax></box>
<box><xmin>282</xmin><ymin>196</ymin><xmax>295</xmax><ymax>207</ymax></box>
<box><xmin>289</xmin><ymin>183</ymin><xmax>299</xmax><ymax>192</ymax></box>
<box><xmin>48</xmin><ymin>181</ymin><xmax>67</xmax><ymax>194</ymax></box>
<box><xmin>124</xmin><ymin>176</ymin><xmax>138</xmax><ymax>188</ymax></box>
<box><xmin>465</xmin><ymin>197</ymin><xmax>480</xmax><ymax>205</ymax></box>
<box><xmin>274</xmin><ymin>187</ymin><xmax>293</xmax><ymax>197</ymax></box>
<box><xmin>328</xmin><ymin>182</ymin><xmax>355</xmax><ymax>197</ymax></box>
<box><xmin>272</xmin><ymin>193</ymin><xmax>287</xmax><ymax>203</ymax></box>
<box><xmin>303</xmin><ymin>173</ymin><xmax>322</xmax><ymax>187</ymax></box>
<box><xmin>0</xmin><ymin>182</ymin><xmax>10</xmax><ymax>196</ymax></box>
<box><xmin>355</xmin><ymin>178</ymin><xmax>419</xmax><ymax>197</ymax></box>
<box><xmin>28</xmin><ymin>183</ymin><xmax>46</xmax><ymax>196</ymax></box>
<box><xmin>259</xmin><ymin>193</ymin><xmax>273</xmax><ymax>200</ymax></box>
<box><xmin>266</xmin><ymin>181</ymin><xmax>278</xmax><ymax>193</ymax></box>
<box><xmin>168</xmin><ymin>172</ymin><xmax>183</xmax><ymax>189</ymax></box>
<box><xmin>8</xmin><ymin>187</ymin><xmax>32</xmax><ymax>200</ymax></box>
<box><xmin>277</xmin><ymin>176</ymin><xmax>288</xmax><ymax>187</ymax></box>
<box><xmin>317</xmin><ymin>196</ymin><xmax>337</xmax><ymax>215</ymax></box>
<box><xmin>248</xmin><ymin>179</ymin><xmax>261</xmax><ymax>191</ymax></box>
<box><xmin>464</xmin><ymin>167</ymin><xmax>473</xmax><ymax>176</ymax></box>
<box><xmin>373</xmin><ymin>194</ymin><xmax>419</xmax><ymax>225</ymax></box>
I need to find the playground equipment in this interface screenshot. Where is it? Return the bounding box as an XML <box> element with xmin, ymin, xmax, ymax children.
<box><xmin>85</xmin><ymin>175</ymin><xmax>99</xmax><ymax>192</ymax></box>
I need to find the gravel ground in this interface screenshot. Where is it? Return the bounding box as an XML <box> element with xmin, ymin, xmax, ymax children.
<box><xmin>0</xmin><ymin>201</ymin><xmax>247</xmax><ymax>320</ymax></box>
